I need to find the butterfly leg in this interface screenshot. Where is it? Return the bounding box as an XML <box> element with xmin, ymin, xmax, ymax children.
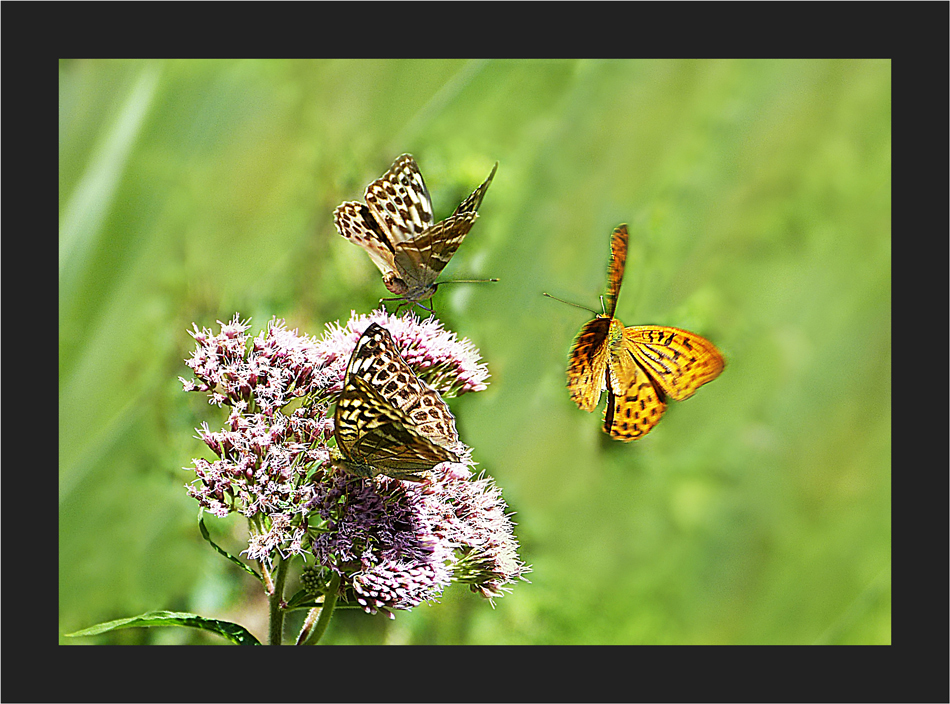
<box><xmin>379</xmin><ymin>295</ymin><xmax>437</xmax><ymax>317</ymax></box>
<box><xmin>413</xmin><ymin>300</ymin><xmax>436</xmax><ymax>316</ymax></box>
<box><xmin>378</xmin><ymin>296</ymin><xmax>412</xmax><ymax>315</ymax></box>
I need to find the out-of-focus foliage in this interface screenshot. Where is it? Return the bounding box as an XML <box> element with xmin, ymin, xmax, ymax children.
<box><xmin>59</xmin><ymin>59</ymin><xmax>890</xmax><ymax>644</ymax></box>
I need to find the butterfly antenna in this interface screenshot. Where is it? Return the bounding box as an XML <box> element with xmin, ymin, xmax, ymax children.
<box><xmin>541</xmin><ymin>292</ymin><xmax>599</xmax><ymax>315</ymax></box>
<box><xmin>434</xmin><ymin>278</ymin><xmax>500</xmax><ymax>286</ymax></box>
<box><xmin>427</xmin><ymin>278</ymin><xmax>500</xmax><ymax>305</ymax></box>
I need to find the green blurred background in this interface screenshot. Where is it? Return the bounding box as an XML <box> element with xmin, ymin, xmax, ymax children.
<box><xmin>59</xmin><ymin>59</ymin><xmax>890</xmax><ymax>645</ymax></box>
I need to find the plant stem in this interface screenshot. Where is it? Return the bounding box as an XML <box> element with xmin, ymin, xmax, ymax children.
<box><xmin>267</xmin><ymin>556</ymin><xmax>289</xmax><ymax>645</ymax></box>
<box><xmin>298</xmin><ymin>571</ymin><xmax>340</xmax><ymax>645</ymax></box>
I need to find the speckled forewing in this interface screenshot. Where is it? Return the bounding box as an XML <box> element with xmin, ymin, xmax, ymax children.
<box><xmin>333</xmin><ymin>200</ymin><xmax>397</xmax><ymax>276</ymax></box>
<box><xmin>335</xmin><ymin>375</ymin><xmax>458</xmax><ymax>479</ymax></box>
<box><xmin>364</xmin><ymin>154</ymin><xmax>434</xmax><ymax>245</ymax></box>
<box><xmin>342</xmin><ymin>323</ymin><xmax>459</xmax><ymax>451</ymax></box>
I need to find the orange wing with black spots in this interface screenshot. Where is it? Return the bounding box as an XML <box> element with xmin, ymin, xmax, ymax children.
<box><xmin>567</xmin><ymin>317</ymin><xmax>612</xmax><ymax>412</ymax></box>
<box><xmin>623</xmin><ymin>326</ymin><xmax>725</xmax><ymax>402</ymax></box>
<box><xmin>604</xmin><ymin>366</ymin><xmax>668</xmax><ymax>441</ymax></box>
<box><xmin>564</xmin><ymin>224</ymin><xmax>725</xmax><ymax>441</ymax></box>
<box><xmin>603</xmin><ymin>221</ymin><xmax>627</xmax><ymax>319</ymax></box>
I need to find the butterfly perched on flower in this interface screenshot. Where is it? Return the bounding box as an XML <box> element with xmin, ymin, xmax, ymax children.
<box><xmin>563</xmin><ymin>224</ymin><xmax>725</xmax><ymax>441</ymax></box>
<box><xmin>333</xmin><ymin>154</ymin><xmax>498</xmax><ymax>309</ymax></box>
<box><xmin>334</xmin><ymin>322</ymin><xmax>462</xmax><ymax>481</ymax></box>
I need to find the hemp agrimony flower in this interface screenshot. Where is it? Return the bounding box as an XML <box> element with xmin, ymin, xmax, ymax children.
<box><xmin>179</xmin><ymin>310</ymin><xmax>527</xmax><ymax>637</ymax></box>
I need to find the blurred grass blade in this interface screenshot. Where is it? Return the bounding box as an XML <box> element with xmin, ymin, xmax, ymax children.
<box><xmin>64</xmin><ymin>610</ymin><xmax>261</xmax><ymax>645</ymax></box>
<box><xmin>59</xmin><ymin>62</ymin><xmax>160</xmax><ymax>289</ymax></box>
<box><xmin>390</xmin><ymin>58</ymin><xmax>488</xmax><ymax>152</ymax></box>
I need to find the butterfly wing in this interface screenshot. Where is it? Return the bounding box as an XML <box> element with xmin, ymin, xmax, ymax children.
<box><xmin>391</xmin><ymin>161</ymin><xmax>497</xmax><ymax>298</ymax></box>
<box><xmin>335</xmin><ymin>323</ymin><xmax>460</xmax><ymax>480</ymax></box>
<box><xmin>603</xmin><ymin>224</ymin><xmax>628</xmax><ymax>319</ymax></box>
<box><xmin>567</xmin><ymin>317</ymin><xmax>612</xmax><ymax>412</ymax></box>
<box><xmin>452</xmin><ymin>161</ymin><xmax>498</xmax><ymax>216</ymax></box>
<box><xmin>349</xmin><ymin>323</ymin><xmax>460</xmax><ymax>449</ymax></box>
<box><xmin>623</xmin><ymin>326</ymin><xmax>725</xmax><ymax>401</ymax></box>
<box><xmin>603</xmin><ymin>365</ymin><xmax>668</xmax><ymax>441</ymax></box>
<box><xmin>333</xmin><ymin>200</ymin><xmax>400</xmax><ymax>278</ymax></box>
<box><xmin>363</xmin><ymin>154</ymin><xmax>434</xmax><ymax>245</ymax></box>
<box><xmin>335</xmin><ymin>375</ymin><xmax>458</xmax><ymax>480</ymax></box>
<box><xmin>392</xmin><ymin>212</ymin><xmax>479</xmax><ymax>293</ymax></box>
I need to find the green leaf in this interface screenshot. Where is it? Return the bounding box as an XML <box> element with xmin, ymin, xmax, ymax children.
<box><xmin>64</xmin><ymin>610</ymin><xmax>261</xmax><ymax>645</ymax></box>
<box><xmin>284</xmin><ymin>587</ymin><xmax>323</xmax><ymax>611</ymax></box>
<box><xmin>198</xmin><ymin>514</ymin><xmax>263</xmax><ymax>583</ymax></box>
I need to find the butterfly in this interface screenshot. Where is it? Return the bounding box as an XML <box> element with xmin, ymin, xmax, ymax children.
<box><xmin>333</xmin><ymin>154</ymin><xmax>498</xmax><ymax>309</ymax></box>
<box><xmin>565</xmin><ymin>224</ymin><xmax>725</xmax><ymax>441</ymax></box>
<box><xmin>334</xmin><ymin>322</ymin><xmax>462</xmax><ymax>481</ymax></box>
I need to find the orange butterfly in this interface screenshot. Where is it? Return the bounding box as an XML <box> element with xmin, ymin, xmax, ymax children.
<box><xmin>564</xmin><ymin>224</ymin><xmax>725</xmax><ymax>441</ymax></box>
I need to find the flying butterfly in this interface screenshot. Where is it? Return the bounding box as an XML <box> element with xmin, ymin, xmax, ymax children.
<box><xmin>333</xmin><ymin>154</ymin><xmax>498</xmax><ymax>310</ymax></box>
<box><xmin>555</xmin><ymin>224</ymin><xmax>725</xmax><ymax>441</ymax></box>
<box><xmin>334</xmin><ymin>322</ymin><xmax>462</xmax><ymax>481</ymax></box>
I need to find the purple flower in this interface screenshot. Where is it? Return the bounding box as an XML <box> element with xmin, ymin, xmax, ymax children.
<box><xmin>308</xmin><ymin>465</ymin><xmax>528</xmax><ymax>618</ymax></box>
<box><xmin>182</xmin><ymin>310</ymin><xmax>527</xmax><ymax>616</ymax></box>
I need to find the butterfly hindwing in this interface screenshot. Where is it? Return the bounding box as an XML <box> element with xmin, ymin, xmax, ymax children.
<box><xmin>603</xmin><ymin>366</ymin><xmax>668</xmax><ymax>441</ymax></box>
<box><xmin>392</xmin><ymin>212</ymin><xmax>479</xmax><ymax>290</ymax></box>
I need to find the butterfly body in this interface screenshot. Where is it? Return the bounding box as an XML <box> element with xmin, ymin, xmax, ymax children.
<box><xmin>334</xmin><ymin>323</ymin><xmax>461</xmax><ymax>481</ymax></box>
<box><xmin>334</xmin><ymin>154</ymin><xmax>497</xmax><ymax>306</ymax></box>
<box><xmin>566</xmin><ymin>224</ymin><xmax>725</xmax><ymax>441</ymax></box>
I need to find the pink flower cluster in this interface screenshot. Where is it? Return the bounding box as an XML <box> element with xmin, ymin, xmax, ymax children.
<box><xmin>181</xmin><ymin>311</ymin><xmax>527</xmax><ymax>615</ymax></box>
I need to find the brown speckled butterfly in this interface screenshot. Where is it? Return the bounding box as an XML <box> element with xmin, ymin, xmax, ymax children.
<box><xmin>334</xmin><ymin>322</ymin><xmax>461</xmax><ymax>480</ymax></box>
<box><xmin>561</xmin><ymin>224</ymin><xmax>725</xmax><ymax>441</ymax></box>
<box><xmin>333</xmin><ymin>154</ymin><xmax>498</xmax><ymax>309</ymax></box>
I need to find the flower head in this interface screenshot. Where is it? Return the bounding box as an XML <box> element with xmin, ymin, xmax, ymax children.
<box><xmin>316</xmin><ymin>309</ymin><xmax>490</xmax><ymax>398</ymax></box>
<box><xmin>307</xmin><ymin>463</ymin><xmax>528</xmax><ymax>617</ymax></box>
<box><xmin>182</xmin><ymin>310</ymin><xmax>527</xmax><ymax>616</ymax></box>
